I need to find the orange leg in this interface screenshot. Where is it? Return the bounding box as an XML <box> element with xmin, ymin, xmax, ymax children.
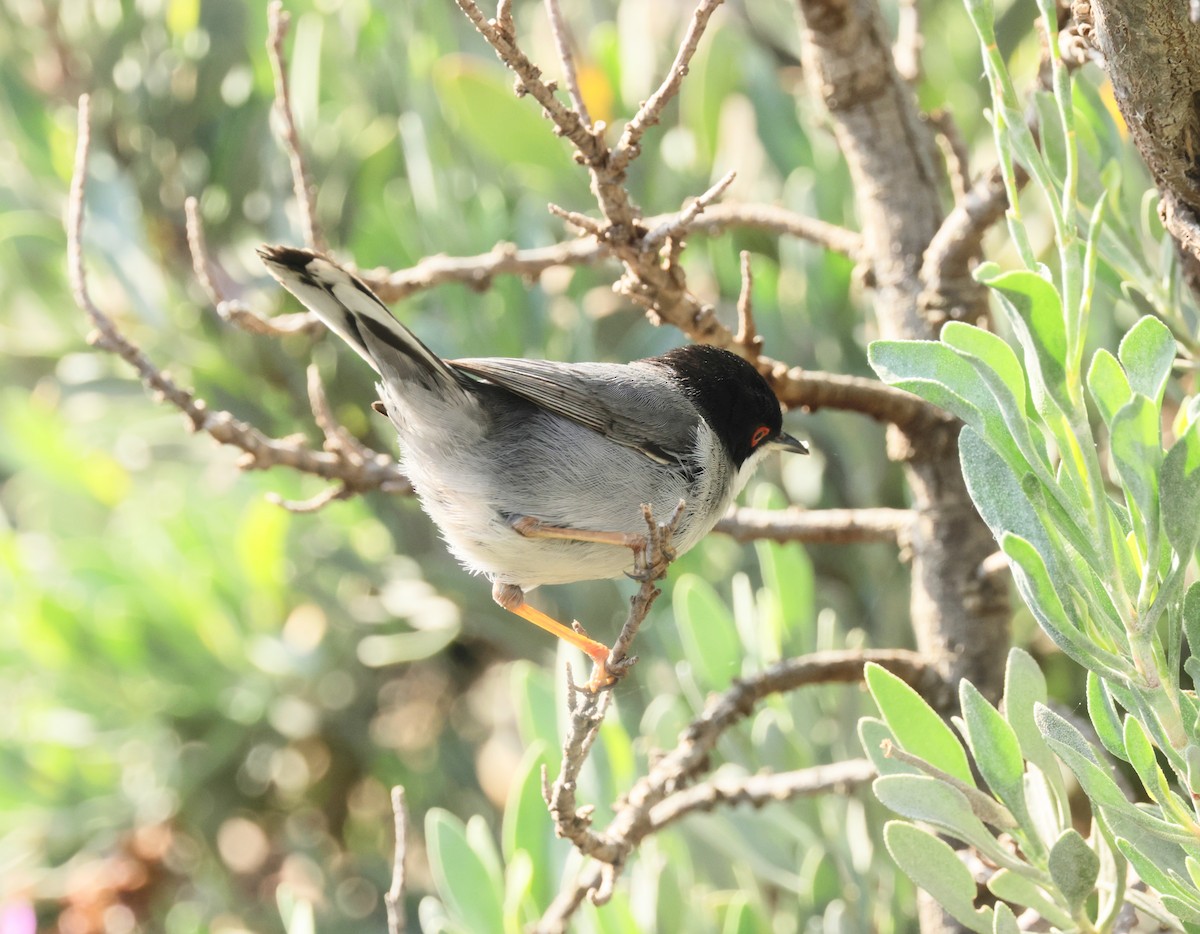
<box><xmin>509</xmin><ymin>515</ymin><xmax>643</xmax><ymax>549</ymax></box>
<box><xmin>492</xmin><ymin>581</ymin><xmax>615</xmax><ymax>689</ymax></box>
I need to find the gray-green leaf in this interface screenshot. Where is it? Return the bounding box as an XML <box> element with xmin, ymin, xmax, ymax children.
<box><xmin>883</xmin><ymin>821</ymin><xmax>993</xmax><ymax>933</ymax></box>
<box><xmin>1048</xmin><ymin>828</ymin><xmax>1099</xmax><ymax>913</ymax></box>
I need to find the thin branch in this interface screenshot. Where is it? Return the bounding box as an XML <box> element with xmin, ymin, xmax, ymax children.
<box><xmin>547</xmin><ymin>202</ymin><xmax>608</xmax><ymax>238</ymax></box>
<box><xmin>360</xmin><ymin>201</ymin><xmax>860</xmax><ymax>306</ymax></box>
<box><xmin>715</xmin><ymin>506</ymin><xmax>914</xmax><ymax>544</ymax></box>
<box><xmin>918</xmin><ymin>161</ymin><xmax>1019</xmax><ymax>325</ymax></box>
<box><xmin>305</xmin><ymin>363</ymin><xmax>380</xmax><ymax>466</ymax></box>
<box><xmin>607</xmin><ymin>500</ymin><xmax>686</xmax><ymax>674</ymax></box>
<box><xmin>542</xmin><ymin>502</ymin><xmax>684</xmax><ymax>851</ymax></box>
<box><xmin>68</xmin><ymin>94</ymin><xmax>411</xmax><ymax>496</ymax></box>
<box><xmin>267</xmin><ymin>1</ymin><xmax>325</xmax><ymax>252</ymax></box>
<box><xmin>385</xmin><ymin>786</ymin><xmax>408</xmax><ymax>934</ymax></box>
<box><xmin>663</xmin><ymin>202</ymin><xmax>862</xmax><ymax>257</ymax></box>
<box><xmin>611</xmin><ymin>0</ymin><xmax>726</xmax><ymax>172</ymax></box>
<box><xmin>360</xmin><ymin>237</ymin><xmax>608</xmax><ymax>303</ymax></box>
<box><xmin>774</xmin><ymin>367</ymin><xmax>956</xmax><ymax>431</ymax></box>
<box><xmin>542</xmin><ymin>684</ymin><xmax>612</xmax><ymax>853</ymax></box>
<box><xmin>535</xmin><ymin>648</ymin><xmax>939</xmax><ymax>932</ymax></box>
<box><xmin>544</xmin><ymin>0</ymin><xmax>592</xmax><ymax>129</ymax></box>
<box><xmin>453</xmin><ymin>0</ymin><xmax>606</xmax><ymax>164</ymax></box>
<box><xmin>185</xmin><ymin>197</ymin><xmax>322</xmax><ymax>336</ymax></box>
<box><xmin>642</xmin><ymin>170</ymin><xmax>736</xmax><ymax>250</ymax></box>
<box><xmin>733</xmin><ymin>250</ymin><xmax>762</xmax><ymax>356</ymax></box>
<box><xmin>646</xmin><ymin>759</ymin><xmax>876</xmax><ymax>830</ymax></box>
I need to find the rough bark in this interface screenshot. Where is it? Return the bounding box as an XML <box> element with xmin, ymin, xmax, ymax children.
<box><xmin>793</xmin><ymin>0</ymin><xmax>1010</xmax><ymax>707</ymax></box>
<box><xmin>794</xmin><ymin>1</ymin><xmax>1012</xmax><ymax>928</ymax></box>
<box><xmin>1087</xmin><ymin>0</ymin><xmax>1200</xmax><ymax>291</ymax></box>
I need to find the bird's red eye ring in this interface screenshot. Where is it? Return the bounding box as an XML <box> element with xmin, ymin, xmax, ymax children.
<box><xmin>750</xmin><ymin>425</ymin><xmax>770</xmax><ymax>447</ymax></box>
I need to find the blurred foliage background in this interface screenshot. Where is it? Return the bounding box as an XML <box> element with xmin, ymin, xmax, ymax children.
<box><xmin>0</xmin><ymin>0</ymin><xmax>1155</xmax><ymax>931</ymax></box>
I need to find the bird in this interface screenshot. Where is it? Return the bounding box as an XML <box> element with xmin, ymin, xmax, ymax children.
<box><xmin>258</xmin><ymin>245</ymin><xmax>807</xmax><ymax>688</ymax></box>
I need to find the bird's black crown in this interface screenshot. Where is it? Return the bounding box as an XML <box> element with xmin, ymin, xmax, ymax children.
<box><xmin>651</xmin><ymin>344</ymin><xmax>783</xmax><ymax>466</ymax></box>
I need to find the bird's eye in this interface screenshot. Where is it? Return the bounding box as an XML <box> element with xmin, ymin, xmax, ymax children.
<box><xmin>750</xmin><ymin>425</ymin><xmax>770</xmax><ymax>447</ymax></box>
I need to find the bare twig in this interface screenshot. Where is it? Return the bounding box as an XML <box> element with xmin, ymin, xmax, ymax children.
<box><xmin>680</xmin><ymin>202</ymin><xmax>862</xmax><ymax>257</ymax></box>
<box><xmin>544</xmin><ymin>0</ymin><xmax>592</xmax><ymax>129</ymax></box>
<box><xmin>715</xmin><ymin>506</ymin><xmax>914</xmax><ymax>544</ymax></box>
<box><xmin>69</xmin><ymin>94</ymin><xmax>410</xmax><ymax>497</ymax></box>
<box><xmin>385</xmin><ymin>786</ymin><xmax>409</xmax><ymax>934</ymax></box>
<box><xmin>774</xmin><ymin>367</ymin><xmax>956</xmax><ymax>431</ymax></box>
<box><xmin>918</xmin><ymin>161</ymin><xmax>1021</xmax><ymax>326</ymax></box>
<box><xmin>361</xmin><ymin>201</ymin><xmax>860</xmax><ymax>306</ymax></box>
<box><xmin>542</xmin><ymin>686</ymin><xmax>612</xmax><ymax>853</ymax></box>
<box><xmin>535</xmin><ymin>648</ymin><xmax>939</xmax><ymax>932</ymax></box>
<box><xmin>607</xmin><ymin>500</ymin><xmax>686</xmax><ymax>674</ymax></box>
<box><xmin>642</xmin><ymin>170</ymin><xmax>736</xmax><ymax>250</ymax></box>
<box><xmin>305</xmin><ymin>364</ymin><xmax>379</xmax><ymax>465</ymax></box>
<box><xmin>547</xmin><ymin>203</ymin><xmax>608</xmax><ymax>238</ymax></box>
<box><xmin>733</xmin><ymin>250</ymin><xmax>761</xmax><ymax>356</ymax></box>
<box><xmin>267</xmin><ymin>1</ymin><xmax>325</xmax><ymax>252</ymax></box>
<box><xmin>453</xmin><ymin>0</ymin><xmax>607</xmax><ymax>165</ymax></box>
<box><xmin>611</xmin><ymin>0</ymin><xmax>726</xmax><ymax>172</ymax></box>
<box><xmin>541</xmin><ymin>502</ymin><xmax>684</xmax><ymax>852</ymax></box>
<box><xmin>185</xmin><ymin>197</ymin><xmax>323</xmax><ymax>336</ymax></box>
<box><xmin>361</xmin><ymin>238</ymin><xmax>608</xmax><ymax>303</ymax></box>
<box><xmin>646</xmin><ymin>759</ymin><xmax>876</xmax><ymax>830</ymax></box>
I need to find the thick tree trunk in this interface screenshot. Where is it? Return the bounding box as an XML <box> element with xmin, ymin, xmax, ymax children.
<box><xmin>793</xmin><ymin>0</ymin><xmax>1013</xmax><ymax>928</ymax></box>
<box><xmin>1087</xmin><ymin>0</ymin><xmax>1200</xmax><ymax>291</ymax></box>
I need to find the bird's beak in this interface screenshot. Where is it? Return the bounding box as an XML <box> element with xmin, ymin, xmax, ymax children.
<box><xmin>770</xmin><ymin>432</ymin><xmax>809</xmax><ymax>455</ymax></box>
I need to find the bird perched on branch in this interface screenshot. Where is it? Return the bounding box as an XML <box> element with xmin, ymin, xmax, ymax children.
<box><xmin>259</xmin><ymin>245</ymin><xmax>807</xmax><ymax>688</ymax></box>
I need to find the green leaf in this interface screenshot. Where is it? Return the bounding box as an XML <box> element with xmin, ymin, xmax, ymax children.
<box><xmin>991</xmin><ymin>901</ymin><xmax>1020</xmax><ymax>934</ymax></box>
<box><xmin>503</xmin><ymin>850</ymin><xmax>534</xmax><ymax>933</ymax></box>
<box><xmin>1160</xmin><ymin>419</ymin><xmax>1200</xmax><ymax>558</ymax></box>
<box><xmin>1048</xmin><ymin>829</ymin><xmax>1099</xmax><ymax>913</ymax></box>
<box><xmin>865</xmin><ymin>663</ymin><xmax>975</xmax><ymax>785</ymax></box>
<box><xmin>754</xmin><ymin>524</ymin><xmax>814</xmax><ymax>652</ymax></box>
<box><xmin>1034</xmin><ymin>90</ymin><xmax>1069</xmax><ymax>184</ymax></box>
<box><xmin>883</xmin><ymin>822</ymin><xmax>993</xmax><ymax>933</ymax></box>
<box><xmin>426</xmin><ymin>808</ymin><xmax>505</xmax><ymax>934</ymax></box>
<box><xmin>1185</xmin><ymin>582</ymin><xmax>1200</xmax><ymax>662</ymax></box>
<box><xmin>959</xmin><ymin>680</ymin><xmax>1028</xmax><ymax>826</ymax></box>
<box><xmin>1037</xmin><ymin>706</ymin><xmax>1193</xmax><ymax>843</ymax></box>
<box><xmin>501</xmin><ymin>741</ymin><xmax>558</xmax><ymax>907</ymax></box>
<box><xmin>1115</xmin><ymin>838</ymin><xmax>1200</xmax><ymax>918</ymax></box>
<box><xmin>1109</xmin><ymin>394</ymin><xmax>1162</xmax><ymax>557</ymax></box>
<box><xmin>959</xmin><ymin>428</ymin><xmax>1053</xmax><ymax>567</ymax></box>
<box><xmin>941</xmin><ymin>321</ymin><xmax>1028</xmax><ymax>414</ymax></box>
<box><xmin>1118</xmin><ymin>316</ymin><xmax>1176</xmax><ymax>406</ymax></box>
<box><xmin>872</xmin><ymin>339</ymin><xmax>1046</xmax><ymax>484</ymax></box>
<box><xmin>874</xmin><ymin>776</ymin><xmax>1015</xmax><ymax>866</ymax></box>
<box><xmin>673</xmin><ymin>574</ymin><xmax>741</xmax><ymax>688</ymax></box>
<box><xmin>1086</xmin><ymin>348</ymin><xmax>1133</xmax><ymax>429</ymax></box>
<box><xmin>1085</xmin><ymin>671</ymin><xmax>1127</xmax><ymax>762</ymax></box>
<box><xmin>1159</xmin><ymin>894</ymin><xmax>1200</xmax><ymax>923</ymax></box>
<box><xmin>858</xmin><ymin>716</ymin><xmax>920</xmax><ymax>777</ymax></box>
<box><xmin>1121</xmin><ymin>715</ymin><xmax>1177</xmax><ymax>813</ymax></box>
<box><xmin>978</xmin><ymin>267</ymin><xmax>1073</xmax><ymax>417</ymax></box>
<box><xmin>1002</xmin><ymin>534</ymin><xmax>1127</xmax><ymax>676</ymax></box>
<box><xmin>1002</xmin><ymin>649</ymin><xmax>1067</xmax><ymax>803</ymax></box>
<box><xmin>987</xmin><ymin>870</ymin><xmax>1073</xmax><ymax>929</ymax></box>
<box><xmin>868</xmin><ymin>339</ymin><xmax>989</xmax><ymax>429</ymax></box>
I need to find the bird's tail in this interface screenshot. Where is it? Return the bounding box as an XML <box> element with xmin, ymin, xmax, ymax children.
<box><xmin>258</xmin><ymin>245</ymin><xmax>463</xmax><ymax>395</ymax></box>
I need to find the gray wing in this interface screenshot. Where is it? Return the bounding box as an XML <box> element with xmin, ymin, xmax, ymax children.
<box><xmin>449</xmin><ymin>357</ymin><xmax>700</xmax><ymax>465</ymax></box>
